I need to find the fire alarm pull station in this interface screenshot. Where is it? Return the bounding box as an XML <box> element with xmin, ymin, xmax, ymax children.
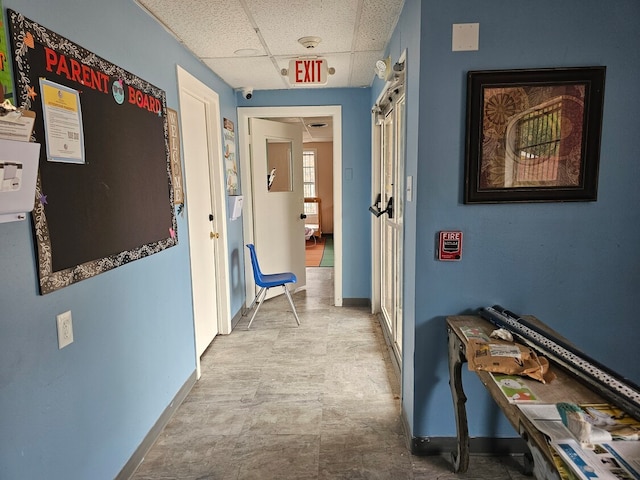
<box><xmin>438</xmin><ymin>231</ymin><xmax>463</xmax><ymax>261</ymax></box>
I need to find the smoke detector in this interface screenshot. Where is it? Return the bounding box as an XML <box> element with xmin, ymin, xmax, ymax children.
<box><xmin>298</xmin><ymin>36</ymin><xmax>321</xmax><ymax>49</ymax></box>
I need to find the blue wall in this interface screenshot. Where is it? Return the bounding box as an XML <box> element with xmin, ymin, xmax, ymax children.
<box><xmin>0</xmin><ymin>1</ymin><xmax>239</xmax><ymax>478</ymax></box>
<box><xmin>406</xmin><ymin>0</ymin><xmax>640</xmax><ymax>439</ymax></box>
<box><xmin>237</xmin><ymin>88</ymin><xmax>373</xmax><ymax>300</ymax></box>
<box><xmin>3</xmin><ymin>0</ymin><xmax>639</xmax><ymax>477</ymax></box>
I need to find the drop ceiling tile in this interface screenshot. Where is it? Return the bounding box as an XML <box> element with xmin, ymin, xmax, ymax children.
<box><xmin>246</xmin><ymin>0</ymin><xmax>358</xmax><ymax>55</ymax></box>
<box><xmin>204</xmin><ymin>57</ymin><xmax>287</xmax><ymax>90</ymax></box>
<box><xmin>138</xmin><ymin>0</ymin><xmax>263</xmax><ymax>57</ymax></box>
<box><xmin>325</xmin><ymin>53</ymin><xmax>357</xmax><ymax>88</ymax></box>
<box><xmin>350</xmin><ymin>51</ymin><xmax>384</xmax><ymax>87</ymax></box>
<box><xmin>354</xmin><ymin>0</ymin><xmax>405</xmax><ymax>51</ymax></box>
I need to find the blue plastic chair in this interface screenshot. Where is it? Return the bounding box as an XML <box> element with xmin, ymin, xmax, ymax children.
<box><xmin>245</xmin><ymin>244</ymin><xmax>301</xmax><ymax>330</ymax></box>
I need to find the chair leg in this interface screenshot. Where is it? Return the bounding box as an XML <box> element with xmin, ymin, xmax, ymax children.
<box><xmin>283</xmin><ymin>285</ymin><xmax>301</xmax><ymax>326</ymax></box>
<box><xmin>246</xmin><ymin>287</ymin><xmax>265</xmax><ymax>312</ymax></box>
<box><xmin>247</xmin><ymin>287</ymin><xmax>269</xmax><ymax>330</ymax></box>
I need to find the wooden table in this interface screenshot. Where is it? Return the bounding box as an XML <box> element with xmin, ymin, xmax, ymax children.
<box><xmin>447</xmin><ymin>315</ymin><xmax>605</xmax><ymax>479</ymax></box>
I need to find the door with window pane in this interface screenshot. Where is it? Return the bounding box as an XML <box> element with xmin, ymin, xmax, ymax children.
<box><xmin>379</xmin><ymin>94</ymin><xmax>405</xmax><ymax>362</ymax></box>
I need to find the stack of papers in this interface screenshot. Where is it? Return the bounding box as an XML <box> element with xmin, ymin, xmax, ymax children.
<box><xmin>518</xmin><ymin>404</ymin><xmax>640</xmax><ymax>480</ymax></box>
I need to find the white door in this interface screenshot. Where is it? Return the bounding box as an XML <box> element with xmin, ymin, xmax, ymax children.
<box><xmin>249</xmin><ymin>118</ymin><xmax>305</xmax><ymax>297</ymax></box>
<box><xmin>177</xmin><ymin>66</ymin><xmax>232</xmax><ymax>370</ymax></box>
<box><xmin>380</xmin><ymin>96</ymin><xmax>404</xmax><ymax>359</ymax></box>
<box><xmin>181</xmin><ymin>92</ymin><xmax>219</xmax><ymax>356</ymax></box>
<box><xmin>378</xmin><ymin>91</ymin><xmax>405</xmax><ymax>364</ymax></box>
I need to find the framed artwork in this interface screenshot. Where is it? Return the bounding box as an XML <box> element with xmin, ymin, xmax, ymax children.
<box><xmin>464</xmin><ymin>67</ymin><xmax>606</xmax><ymax>203</ymax></box>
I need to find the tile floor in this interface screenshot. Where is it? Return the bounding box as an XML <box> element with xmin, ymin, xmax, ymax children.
<box><xmin>130</xmin><ymin>268</ymin><xmax>529</xmax><ymax>479</ymax></box>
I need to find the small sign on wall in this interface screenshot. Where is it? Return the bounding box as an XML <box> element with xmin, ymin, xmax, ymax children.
<box><xmin>223</xmin><ymin>118</ymin><xmax>238</xmax><ymax>195</ymax></box>
<box><xmin>167</xmin><ymin>108</ymin><xmax>184</xmax><ymax>205</ymax></box>
<box><xmin>438</xmin><ymin>231</ymin><xmax>463</xmax><ymax>261</ymax></box>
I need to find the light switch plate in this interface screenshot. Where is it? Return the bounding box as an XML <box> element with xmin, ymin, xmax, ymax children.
<box><xmin>406</xmin><ymin>175</ymin><xmax>413</xmax><ymax>202</ymax></box>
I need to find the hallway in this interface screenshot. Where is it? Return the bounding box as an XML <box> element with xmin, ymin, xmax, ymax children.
<box><xmin>130</xmin><ymin>268</ymin><xmax>528</xmax><ymax>479</ymax></box>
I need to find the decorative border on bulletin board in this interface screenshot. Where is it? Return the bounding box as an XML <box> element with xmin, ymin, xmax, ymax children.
<box><xmin>9</xmin><ymin>10</ymin><xmax>177</xmax><ymax>294</ymax></box>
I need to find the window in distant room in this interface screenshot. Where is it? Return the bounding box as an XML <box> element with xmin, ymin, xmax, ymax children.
<box><xmin>303</xmin><ymin>149</ymin><xmax>317</xmax><ymax>215</ymax></box>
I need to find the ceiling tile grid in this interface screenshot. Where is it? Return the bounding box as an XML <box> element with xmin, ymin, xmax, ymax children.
<box><xmin>138</xmin><ymin>0</ymin><xmax>264</xmax><ymax>58</ymax></box>
<box><xmin>137</xmin><ymin>0</ymin><xmax>405</xmax><ymax>90</ymax></box>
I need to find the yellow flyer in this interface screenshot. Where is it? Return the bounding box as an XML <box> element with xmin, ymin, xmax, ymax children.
<box><xmin>39</xmin><ymin>78</ymin><xmax>85</xmax><ymax>163</ymax></box>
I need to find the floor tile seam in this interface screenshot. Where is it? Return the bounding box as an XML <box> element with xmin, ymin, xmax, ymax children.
<box><xmin>256</xmin><ymin>375</ymin><xmax>327</xmax><ymax>386</ymax></box>
<box><xmin>322</xmin><ymin>361</ymin><xmax>392</xmax><ymax>372</ymax></box>
<box><xmin>271</xmin><ymin>337</ymin><xmax>331</xmax><ymax>345</ymax></box>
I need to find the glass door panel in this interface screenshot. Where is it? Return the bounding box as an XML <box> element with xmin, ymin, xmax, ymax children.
<box><xmin>379</xmin><ymin>93</ymin><xmax>405</xmax><ymax>361</ymax></box>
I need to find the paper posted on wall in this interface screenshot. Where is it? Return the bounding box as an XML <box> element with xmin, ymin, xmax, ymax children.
<box><xmin>0</xmin><ymin>106</ymin><xmax>35</xmax><ymax>142</ymax></box>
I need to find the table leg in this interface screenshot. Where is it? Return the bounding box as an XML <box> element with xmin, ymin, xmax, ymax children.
<box><xmin>448</xmin><ymin>327</ymin><xmax>470</xmax><ymax>473</ymax></box>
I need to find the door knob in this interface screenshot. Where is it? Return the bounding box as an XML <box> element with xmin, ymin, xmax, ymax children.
<box><xmin>210</xmin><ymin>232</ymin><xmax>219</xmax><ymax>239</ymax></box>
<box><xmin>300</xmin><ymin>213</ymin><xmax>307</xmax><ymax>219</ymax></box>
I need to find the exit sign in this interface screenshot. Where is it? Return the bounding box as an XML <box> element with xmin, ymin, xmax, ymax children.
<box><xmin>288</xmin><ymin>58</ymin><xmax>328</xmax><ymax>85</ymax></box>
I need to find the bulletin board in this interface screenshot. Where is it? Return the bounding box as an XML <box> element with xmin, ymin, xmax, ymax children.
<box><xmin>8</xmin><ymin>10</ymin><xmax>177</xmax><ymax>294</ymax></box>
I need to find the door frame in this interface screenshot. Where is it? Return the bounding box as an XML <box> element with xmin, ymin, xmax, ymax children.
<box><xmin>238</xmin><ymin>106</ymin><xmax>343</xmax><ymax>306</ymax></box>
<box><xmin>177</xmin><ymin>65</ymin><xmax>232</xmax><ymax>359</ymax></box>
<box><xmin>371</xmin><ymin>113</ymin><xmax>382</xmax><ymax>314</ymax></box>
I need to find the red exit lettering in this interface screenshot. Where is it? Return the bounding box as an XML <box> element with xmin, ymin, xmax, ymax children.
<box><xmin>295</xmin><ymin>60</ymin><xmax>322</xmax><ymax>83</ymax></box>
<box><xmin>289</xmin><ymin>58</ymin><xmax>328</xmax><ymax>85</ymax></box>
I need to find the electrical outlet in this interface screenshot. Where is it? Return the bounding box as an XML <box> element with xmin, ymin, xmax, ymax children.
<box><xmin>56</xmin><ymin>310</ymin><xmax>74</xmax><ymax>349</ymax></box>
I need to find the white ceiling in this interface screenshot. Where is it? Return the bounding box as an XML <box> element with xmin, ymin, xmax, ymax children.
<box><xmin>271</xmin><ymin>116</ymin><xmax>334</xmax><ymax>143</ymax></box>
<box><xmin>136</xmin><ymin>0</ymin><xmax>405</xmax><ymax>92</ymax></box>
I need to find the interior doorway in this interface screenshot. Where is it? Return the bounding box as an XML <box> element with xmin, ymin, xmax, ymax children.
<box><xmin>238</xmin><ymin>106</ymin><xmax>343</xmax><ymax>306</ymax></box>
<box><xmin>301</xmin><ymin>142</ymin><xmax>334</xmax><ymax>269</ymax></box>
<box><xmin>247</xmin><ymin>117</ymin><xmax>306</xmax><ymax>299</ymax></box>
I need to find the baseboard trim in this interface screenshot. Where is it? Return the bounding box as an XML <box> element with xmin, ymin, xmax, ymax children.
<box><xmin>342</xmin><ymin>297</ymin><xmax>371</xmax><ymax>307</ymax></box>
<box><xmin>231</xmin><ymin>308</ymin><xmax>244</xmax><ymax>329</ymax></box>
<box><xmin>411</xmin><ymin>436</ymin><xmax>528</xmax><ymax>456</ymax></box>
<box><xmin>116</xmin><ymin>370</ymin><xmax>197</xmax><ymax>479</ymax></box>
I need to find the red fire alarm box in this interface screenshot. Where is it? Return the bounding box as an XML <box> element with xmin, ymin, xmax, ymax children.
<box><xmin>438</xmin><ymin>231</ymin><xmax>463</xmax><ymax>261</ymax></box>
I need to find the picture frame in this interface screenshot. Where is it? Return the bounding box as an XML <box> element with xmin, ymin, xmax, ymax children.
<box><xmin>464</xmin><ymin>67</ymin><xmax>606</xmax><ymax>203</ymax></box>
